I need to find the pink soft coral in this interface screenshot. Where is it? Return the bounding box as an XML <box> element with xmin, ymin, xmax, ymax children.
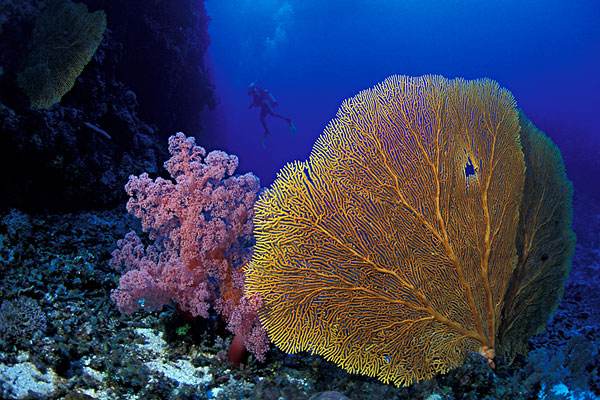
<box><xmin>111</xmin><ymin>133</ymin><xmax>269</xmax><ymax>361</ymax></box>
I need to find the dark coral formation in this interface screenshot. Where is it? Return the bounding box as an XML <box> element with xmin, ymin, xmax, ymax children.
<box><xmin>0</xmin><ymin>0</ymin><xmax>213</xmax><ymax>212</ymax></box>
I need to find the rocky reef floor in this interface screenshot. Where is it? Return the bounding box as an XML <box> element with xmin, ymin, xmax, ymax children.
<box><xmin>0</xmin><ymin>199</ymin><xmax>598</xmax><ymax>400</ymax></box>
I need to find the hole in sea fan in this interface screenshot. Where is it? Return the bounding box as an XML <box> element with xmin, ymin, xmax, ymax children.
<box><xmin>464</xmin><ymin>156</ymin><xmax>477</xmax><ymax>188</ymax></box>
<box><xmin>465</xmin><ymin>157</ymin><xmax>476</xmax><ymax>179</ymax></box>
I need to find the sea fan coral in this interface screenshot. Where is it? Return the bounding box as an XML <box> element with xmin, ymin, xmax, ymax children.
<box><xmin>17</xmin><ymin>0</ymin><xmax>106</xmax><ymax>109</ymax></box>
<box><xmin>245</xmin><ymin>75</ymin><xmax>571</xmax><ymax>386</ymax></box>
<box><xmin>497</xmin><ymin>113</ymin><xmax>575</xmax><ymax>359</ymax></box>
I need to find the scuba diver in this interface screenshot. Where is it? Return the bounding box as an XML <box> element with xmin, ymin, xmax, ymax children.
<box><xmin>247</xmin><ymin>82</ymin><xmax>295</xmax><ymax>147</ymax></box>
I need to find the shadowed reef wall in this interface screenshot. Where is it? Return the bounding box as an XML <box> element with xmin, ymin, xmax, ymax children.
<box><xmin>0</xmin><ymin>0</ymin><xmax>213</xmax><ymax>212</ymax></box>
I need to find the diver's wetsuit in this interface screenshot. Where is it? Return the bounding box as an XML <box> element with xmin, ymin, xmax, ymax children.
<box><xmin>248</xmin><ymin>86</ymin><xmax>292</xmax><ymax>138</ymax></box>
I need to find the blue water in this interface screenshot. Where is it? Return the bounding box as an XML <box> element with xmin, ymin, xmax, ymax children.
<box><xmin>204</xmin><ymin>0</ymin><xmax>600</xmax><ymax>198</ymax></box>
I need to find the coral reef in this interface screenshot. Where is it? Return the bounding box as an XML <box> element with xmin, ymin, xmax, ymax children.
<box><xmin>111</xmin><ymin>133</ymin><xmax>269</xmax><ymax>361</ymax></box>
<box><xmin>0</xmin><ymin>1</ymin><xmax>596</xmax><ymax>396</ymax></box>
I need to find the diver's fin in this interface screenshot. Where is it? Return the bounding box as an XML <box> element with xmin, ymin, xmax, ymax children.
<box><xmin>261</xmin><ymin>134</ymin><xmax>268</xmax><ymax>149</ymax></box>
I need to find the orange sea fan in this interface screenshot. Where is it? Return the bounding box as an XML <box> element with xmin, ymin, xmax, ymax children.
<box><xmin>245</xmin><ymin>74</ymin><xmax>527</xmax><ymax>386</ymax></box>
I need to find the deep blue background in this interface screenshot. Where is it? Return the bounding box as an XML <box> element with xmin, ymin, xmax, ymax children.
<box><xmin>203</xmin><ymin>0</ymin><xmax>600</xmax><ymax>199</ymax></box>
